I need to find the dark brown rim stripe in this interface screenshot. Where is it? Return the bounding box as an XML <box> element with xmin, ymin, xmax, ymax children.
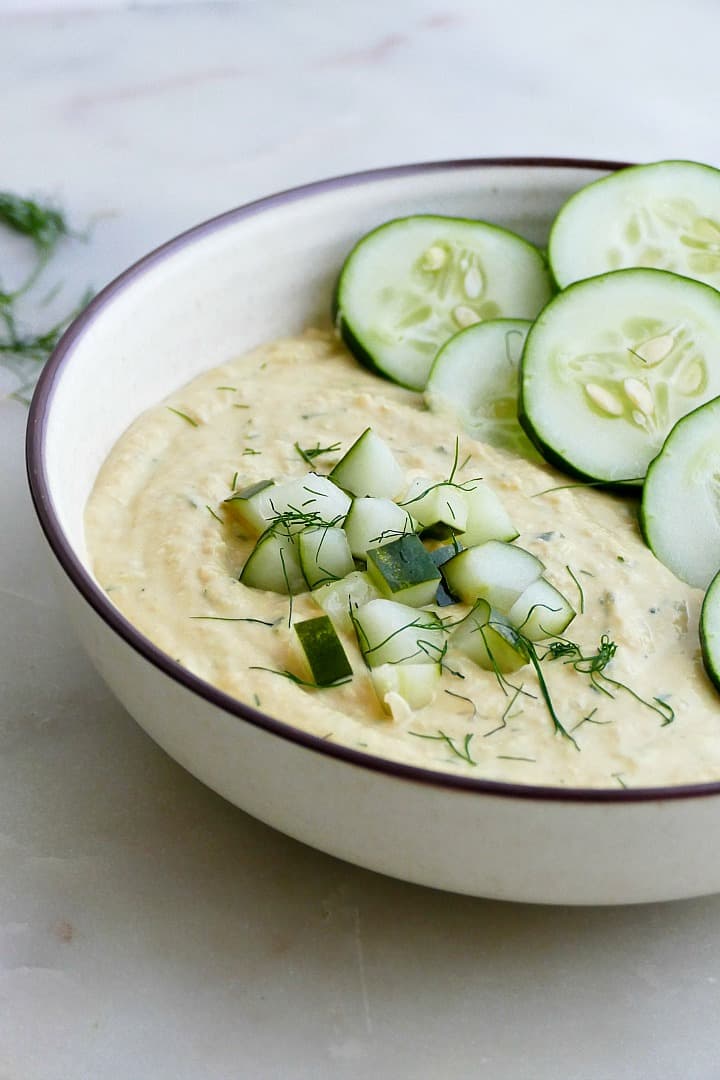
<box><xmin>27</xmin><ymin>155</ymin><xmax>720</xmax><ymax>805</ymax></box>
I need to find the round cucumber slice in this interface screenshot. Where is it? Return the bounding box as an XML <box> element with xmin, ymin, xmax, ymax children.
<box><xmin>700</xmin><ymin>570</ymin><xmax>720</xmax><ymax>693</ymax></box>
<box><xmin>519</xmin><ymin>268</ymin><xmax>720</xmax><ymax>484</ymax></box>
<box><xmin>549</xmin><ymin>160</ymin><xmax>720</xmax><ymax>291</ymax></box>
<box><xmin>335</xmin><ymin>215</ymin><xmax>553</xmax><ymax>392</ymax></box>
<box><xmin>641</xmin><ymin>395</ymin><xmax>720</xmax><ymax>588</ymax></box>
<box><xmin>425</xmin><ymin>318</ymin><xmax>541</xmax><ymax>460</ymax></box>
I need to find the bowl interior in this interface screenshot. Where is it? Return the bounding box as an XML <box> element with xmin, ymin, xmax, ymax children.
<box><xmin>36</xmin><ymin>161</ymin><xmax>617</xmax><ymax>566</ymax></box>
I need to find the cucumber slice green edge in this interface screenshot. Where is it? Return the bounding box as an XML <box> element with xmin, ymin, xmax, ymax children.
<box><xmin>333</xmin><ymin>213</ymin><xmax>554</xmax><ymax>392</ymax></box>
<box><xmin>641</xmin><ymin>394</ymin><xmax>720</xmax><ymax>589</ymax></box>
<box><xmin>518</xmin><ymin>267</ymin><xmax>720</xmax><ymax>487</ymax></box>
<box><xmin>700</xmin><ymin>570</ymin><xmax>720</xmax><ymax>693</ymax></box>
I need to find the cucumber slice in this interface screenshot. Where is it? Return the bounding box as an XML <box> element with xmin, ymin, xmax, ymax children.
<box><xmin>441</xmin><ymin>540</ymin><xmax>544</xmax><ymax>611</ymax></box>
<box><xmin>297</xmin><ymin>525</ymin><xmax>355</xmax><ymax>589</ymax></box>
<box><xmin>240</xmin><ymin>530</ymin><xmax>306</xmax><ymax>594</ymax></box>
<box><xmin>452</xmin><ymin>599</ymin><xmax>528</xmax><ymax>674</ymax></box>
<box><xmin>269</xmin><ymin>473</ymin><xmax>351</xmax><ymax>524</ymax></box>
<box><xmin>549</xmin><ymin>160</ymin><xmax>720</xmax><ymax>291</ymax></box>
<box><xmin>343</xmin><ymin>496</ymin><xmax>416</xmax><ymax>558</ymax></box>
<box><xmin>641</xmin><ymin>395</ymin><xmax>720</xmax><ymax>588</ymax></box>
<box><xmin>313</xmin><ymin>570</ymin><xmax>381</xmax><ymax>632</ymax></box>
<box><xmin>507</xmin><ymin>578</ymin><xmax>575</xmax><ymax>640</ymax></box>
<box><xmin>401</xmin><ymin>478</ymin><xmax>468</xmax><ymax>534</ymax></box>
<box><xmin>329</xmin><ymin>428</ymin><xmax>405</xmax><ymax>499</ymax></box>
<box><xmin>700</xmin><ymin>570</ymin><xmax>720</xmax><ymax>692</ymax></box>
<box><xmin>370</xmin><ymin>663</ymin><xmax>441</xmax><ymax>712</ymax></box>
<box><xmin>335</xmin><ymin>215</ymin><xmax>553</xmax><ymax>391</ymax></box>
<box><xmin>425</xmin><ymin>318</ymin><xmax>540</xmax><ymax>460</ymax></box>
<box><xmin>223</xmin><ymin>479</ymin><xmax>276</xmax><ymax>535</ymax></box>
<box><xmin>290</xmin><ymin>615</ymin><xmax>353</xmax><ymax>686</ymax></box>
<box><xmin>520</xmin><ymin>268</ymin><xmax>720</xmax><ymax>483</ymax></box>
<box><xmin>460</xmin><ymin>482</ymin><xmax>518</xmax><ymax>547</ymax></box>
<box><xmin>366</xmin><ymin>533</ymin><xmax>442</xmax><ymax>607</ymax></box>
<box><xmin>352</xmin><ymin>599</ymin><xmax>446</xmax><ymax>667</ymax></box>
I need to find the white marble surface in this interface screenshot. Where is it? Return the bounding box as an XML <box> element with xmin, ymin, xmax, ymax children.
<box><xmin>3</xmin><ymin>3</ymin><xmax>720</xmax><ymax>1077</ymax></box>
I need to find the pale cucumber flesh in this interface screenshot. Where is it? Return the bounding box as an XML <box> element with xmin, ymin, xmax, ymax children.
<box><xmin>550</xmin><ymin>160</ymin><xmax>720</xmax><ymax>292</ymax></box>
<box><xmin>520</xmin><ymin>268</ymin><xmax>720</xmax><ymax>483</ymax></box>
<box><xmin>642</xmin><ymin>395</ymin><xmax>720</xmax><ymax>588</ymax></box>
<box><xmin>425</xmin><ymin>318</ymin><xmax>541</xmax><ymax>461</ymax></box>
<box><xmin>336</xmin><ymin>215</ymin><xmax>553</xmax><ymax>391</ymax></box>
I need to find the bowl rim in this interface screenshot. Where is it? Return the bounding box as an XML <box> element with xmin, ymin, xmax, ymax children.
<box><xmin>26</xmin><ymin>154</ymin><xmax>720</xmax><ymax>806</ymax></box>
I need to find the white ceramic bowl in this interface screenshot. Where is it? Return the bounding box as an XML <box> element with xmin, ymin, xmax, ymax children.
<box><xmin>27</xmin><ymin>158</ymin><xmax>720</xmax><ymax>905</ymax></box>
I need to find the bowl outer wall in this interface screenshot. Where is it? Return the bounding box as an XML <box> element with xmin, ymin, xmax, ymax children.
<box><xmin>27</xmin><ymin>158</ymin><xmax>720</xmax><ymax>903</ymax></box>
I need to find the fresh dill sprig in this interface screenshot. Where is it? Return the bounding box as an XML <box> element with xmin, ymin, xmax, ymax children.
<box><xmin>532</xmin><ymin>478</ymin><xmax>642</xmax><ymax>497</ymax></box>
<box><xmin>0</xmin><ymin>193</ymin><xmax>71</xmax><ymax>261</ymax></box>
<box><xmin>409</xmin><ymin>729</ymin><xmax>477</xmax><ymax>766</ymax></box>
<box><xmin>570</xmin><ymin>707</ymin><xmax>613</xmax><ymax>733</ymax></box>
<box><xmin>166</xmin><ymin>407</ymin><xmax>199</xmax><ymax>427</ymax></box>
<box><xmin>400</xmin><ymin>437</ymin><xmax>482</xmax><ymax>508</ymax></box>
<box><xmin>566</xmin><ymin>565</ymin><xmax>585</xmax><ymax>614</ymax></box>
<box><xmin>191</xmin><ymin>615</ymin><xmax>274</xmax><ymax>626</ymax></box>
<box><xmin>543</xmin><ymin>633</ymin><xmax>675</xmax><ymax>727</ymax></box>
<box><xmin>294</xmin><ymin>440</ymin><xmax>342</xmax><ymax>466</ymax></box>
<box><xmin>444</xmin><ymin>689</ymin><xmax>478</xmax><ymax>721</ymax></box>
<box><xmin>206</xmin><ymin>505</ymin><xmax>223</xmax><ymax>523</ymax></box>
<box><xmin>484</xmin><ymin>682</ymin><xmax>525</xmax><ymax>738</ymax></box>
<box><xmin>507</xmin><ymin>625</ymin><xmax>580</xmax><ymax>749</ymax></box>
<box><xmin>249</xmin><ymin>665</ymin><xmax>351</xmax><ymax>689</ymax></box>
<box><xmin>496</xmin><ymin>755</ymin><xmax>536</xmax><ymax>763</ymax></box>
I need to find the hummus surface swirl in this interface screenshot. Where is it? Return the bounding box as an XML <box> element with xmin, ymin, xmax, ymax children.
<box><xmin>85</xmin><ymin>329</ymin><xmax>720</xmax><ymax>788</ymax></box>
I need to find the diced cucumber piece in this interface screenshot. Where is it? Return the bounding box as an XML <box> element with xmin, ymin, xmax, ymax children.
<box><xmin>441</xmin><ymin>540</ymin><xmax>544</xmax><ymax>611</ymax></box>
<box><xmin>460</xmin><ymin>482</ymin><xmax>518</xmax><ymax>546</ymax></box>
<box><xmin>329</xmin><ymin>428</ymin><xmax>405</xmax><ymax>499</ymax></box>
<box><xmin>352</xmin><ymin>599</ymin><xmax>446</xmax><ymax>667</ymax></box>
<box><xmin>549</xmin><ymin>160</ymin><xmax>720</xmax><ymax>292</ymax></box>
<box><xmin>290</xmin><ymin>615</ymin><xmax>353</xmax><ymax>686</ymax></box>
<box><xmin>297</xmin><ymin>525</ymin><xmax>355</xmax><ymax>589</ymax></box>
<box><xmin>641</xmin><ymin>395</ymin><xmax>720</xmax><ymax>588</ymax></box>
<box><xmin>313</xmin><ymin>570</ymin><xmax>381</xmax><ymax>632</ymax></box>
<box><xmin>452</xmin><ymin>599</ymin><xmax>528</xmax><ymax>673</ymax></box>
<box><xmin>223</xmin><ymin>479</ymin><xmax>276</xmax><ymax>535</ymax></box>
<box><xmin>366</xmin><ymin>533</ymin><xmax>441</xmax><ymax>607</ymax></box>
<box><xmin>240</xmin><ymin>530</ymin><xmax>306</xmax><ymax>594</ymax></box>
<box><xmin>519</xmin><ymin>268</ymin><xmax>720</xmax><ymax>483</ymax></box>
<box><xmin>401</xmin><ymin>478</ymin><xmax>468</xmax><ymax>534</ymax></box>
<box><xmin>425</xmin><ymin>318</ymin><xmax>541</xmax><ymax>460</ymax></box>
<box><xmin>700</xmin><ymin>570</ymin><xmax>720</xmax><ymax>693</ymax></box>
<box><xmin>429</xmin><ymin>543</ymin><xmax>463</xmax><ymax>607</ymax></box>
<box><xmin>269</xmin><ymin>472</ymin><xmax>351</xmax><ymax>524</ymax></box>
<box><xmin>343</xmin><ymin>496</ymin><xmax>416</xmax><ymax>558</ymax></box>
<box><xmin>370</xmin><ymin>663</ymin><xmax>441</xmax><ymax>712</ymax></box>
<box><xmin>507</xmin><ymin>578</ymin><xmax>576</xmax><ymax>640</ymax></box>
<box><xmin>335</xmin><ymin>214</ymin><xmax>554</xmax><ymax>391</ymax></box>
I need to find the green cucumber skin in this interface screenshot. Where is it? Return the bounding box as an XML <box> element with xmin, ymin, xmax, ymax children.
<box><xmin>334</xmin><ymin>214</ymin><xmax>553</xmax><ymax>392</ymax></box>
<box><xmin>701</xmin><ymin>573</ymin><xmax>720</xmax><ymax>693</ymax></box>
<box><xmin>294</xmin><ymin>615</ymin><xmax>353</xmax><ymax>685</ymax></box>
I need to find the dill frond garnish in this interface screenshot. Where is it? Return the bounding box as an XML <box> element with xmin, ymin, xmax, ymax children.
<box><xmin>409</xmin><ymin>729</ymin><xmax>477</xmax><ymax>766</ymax></box>
<box><xmin>294</xmin><ymin>440</ymin><xmax>342</xmax><ymax>466</ymax></box>
<box><xmin>206</xmin><ymin>505</ymin><xmax>223</xmax><ymax>523</ymax></box>
<box><xmin>191</xmin><ymin>615</ymin><xmax>274</xmax><ymax>626</ymax></box>
<box><xmin>1</xmin><ymin>193</ymin><xmax>90</xmax><ymax>402</ymax></box>
<box><xmin>566</xmin><ymin>565</ymin><xmax>585</xmax><ymax>614</ymax></box>
<box><xmin>166</xmin><ymin>407</ymin><xmax>199</xmax><ymax>427</ymax></box>
<box><xmin>249</xmin><ymin>665</ymin><xmax>351</xmax><ymax>689</ymax></box>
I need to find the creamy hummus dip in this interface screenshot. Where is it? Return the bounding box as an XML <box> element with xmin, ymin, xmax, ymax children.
<box><xmin>85</xmin><ymin>329</ymin><xmax>720</xmax><ymax>788</ymax></box>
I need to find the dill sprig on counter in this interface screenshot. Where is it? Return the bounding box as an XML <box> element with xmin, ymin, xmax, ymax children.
<box><xmin>0</xmin><ymin>192</ymin><xmax>90</xmax><ymax>403</ymax></box>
